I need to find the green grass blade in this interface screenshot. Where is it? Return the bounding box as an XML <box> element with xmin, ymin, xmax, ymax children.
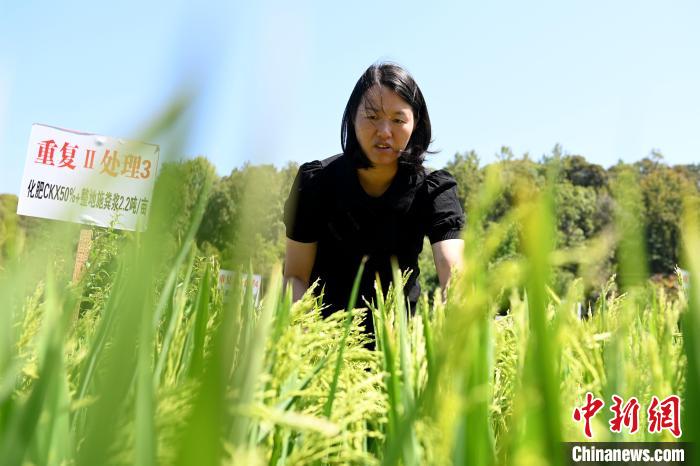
<box><xmin>229</xmin><ymin>265</ymin><xmax>282</xmax><ymax>448</ymax></box>
<box><xmin>153</xmin><ymin>244</ymin><xmax>197</xmax><ymax>384</ymax></box>
<box><xmin>135</xmin><ymin>275</ymin><xmax>157</xmax><ymax>466</ymax></box>
<box><xmin>43</xmin><ymin>351</ymin><xmax>72</xmax><ymax>466</ymax></box>
<box><xmin>188</xmin><ymin>263</ymin><xmax>212</xmax><ymax>378</ymax></box>
<box><xmin>520</xmin><ymin>186</ymin><xmax>564</xmax><ymax>465</ymax></box>
<box><xmin>380</xmin><ymin>285</ymin><xmax>404</xmax><ymax>466</ymax></box>
<box><xmin>71</xmin><ymin>260</ymin><xmax>126</xmax><ymax>436</ymax></box>
<box><xmin>418</xmin><ymin>295</ymin><xmax>435</xmax><ymax>389</ymax></box>
<box><xmin>681</xmin><ymin>203</ymin><xmax>700</xmax><ymax>453</ymax></box>
<box><xmin>323</xmin><ymin>256</ymin><xmax>367</xmax><ymax>419</ymax></box>
<box><xmin>0</xmin><ymin>271</ymin><xmax>68</xmax><ymax>466</ymax></box>
<box><xmin>390</xmin><ymin>259</ymin><xmax>419</xmax><ymax>466</ymax></box>
<box><xmin>612</xmin><ymin>167</ymin><xmax>649</xmax><ymax>290</ymax></box>
<box><xmin>75</xmin><ymin>251</ymin><xmax>144</xmax><ymax>465</ymax></box>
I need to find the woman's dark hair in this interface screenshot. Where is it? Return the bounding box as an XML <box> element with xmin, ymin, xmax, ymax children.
<box><xmin>341</xmin><ymin>62</ymin><xmax>433</xmax><ymax>171</ymax></box>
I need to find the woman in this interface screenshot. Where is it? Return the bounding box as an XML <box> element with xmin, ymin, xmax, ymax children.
<box><xmin>283</xmin><ymin>62</ymin><xmax>464</xmax><ymax>337</ymax></box>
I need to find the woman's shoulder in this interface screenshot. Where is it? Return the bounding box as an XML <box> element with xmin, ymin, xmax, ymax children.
<box><xmin>296</xmin><ymin>154</ymin><xmax>348</xmax><ymax>188</ymax></box>
<box><xmin>298</xmin><ymin>153</ymin><xmax>345</xmax><ymax>176</ymax></box>
<box><xmin>421</xmin><ymin>167</ymin><xmax>458</xmax><ymax>196</ymax></box>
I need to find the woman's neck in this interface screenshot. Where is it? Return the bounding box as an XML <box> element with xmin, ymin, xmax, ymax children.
<box><xmin>356</xmin><ymin>162</ymin><xmax>398</xmax><ymax>197</ymax></box>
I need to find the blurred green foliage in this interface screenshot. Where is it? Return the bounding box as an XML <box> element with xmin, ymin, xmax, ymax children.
<box><xmin>2</xmin><ymin>149</ymin><xmax>699</xmax><ymax>297</ymax></box>
<box><xmin>1</xmin><ymin>142</ymin><xmax>698</xmax><ymax>466</ymax></box>
<box><xmin>196</xmin><ymin>162</ymin><xmax>298</xmax><ymax>279</ymax></box>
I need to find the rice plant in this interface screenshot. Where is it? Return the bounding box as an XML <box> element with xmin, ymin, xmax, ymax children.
<box><xmin>0</xmin><ymin>151</ymin><xmax>695</xmax><ymax>466</ymax></box>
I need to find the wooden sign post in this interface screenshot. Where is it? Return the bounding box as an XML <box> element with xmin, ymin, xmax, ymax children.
<box><xmin>72</xmin><ymin>229</ymin><xmax>93</xmax><ymax>283</ymax></box>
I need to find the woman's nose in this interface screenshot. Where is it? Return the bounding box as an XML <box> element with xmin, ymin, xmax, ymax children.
<box><xmin>376</xmin><ymin>120</ymin><xmax>391</xmax><ymax>137</ymax></box>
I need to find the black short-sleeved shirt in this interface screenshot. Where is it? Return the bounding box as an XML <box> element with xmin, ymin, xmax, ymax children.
<box><xmin>284</xmin><ymin>153</ymin><xmax>464</xmax><ymax>335</ymax></box>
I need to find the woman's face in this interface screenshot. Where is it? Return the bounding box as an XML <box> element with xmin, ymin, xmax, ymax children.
<box><xmin>353</xmin><ymin>85</ymin><xmax>415</xmax><ymax>168</ymax></box>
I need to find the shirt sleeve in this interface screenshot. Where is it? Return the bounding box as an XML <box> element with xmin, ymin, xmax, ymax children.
<box><xmin>283</xmin><ymin>161</ymin><xmax>323</xmax><ymax>243</ymax></box>
<box><xmin>425</xmin><ymin>169</ymin><xmax>465</xmax><ymax>244</ymax></box>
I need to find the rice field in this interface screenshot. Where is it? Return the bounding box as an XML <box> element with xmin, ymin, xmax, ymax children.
<box><xmin>0</xmin><ymin>160</ymin><xmax>698</xmax><ymax>466</ymax></box>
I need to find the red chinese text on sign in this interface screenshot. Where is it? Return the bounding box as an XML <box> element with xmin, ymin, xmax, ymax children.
<box><xmin>58</xmin><ymin>142</ymin><xmax>78</xmax><ymax>170</ymax></box>
<box><xmin>84</xmin><ymin>149</ymin><xmax>96</xmax><ymax>169</ymax></box>
<box><xmin>36</xmin><ymin>139</ymin><xmax>58</xmax><ymax>165</ymax></box>
<box><xmin>648</xmin><ymin>395</ymin><xmax>682</xmax><ymax>438</ymax></box>
<box><xmin>33</xmin><ymin>138</ymin><xmax>152</xmax><ymax>179</ymax></box>
<box><xmin>609</xmin><ymin>395</ymin><xmax>640</xmax><ymax>434</ymax></box>
<box><xmin>573</xmin><ymin>392</ymin><xmax>605</xmax><ymax>438</ymax></box>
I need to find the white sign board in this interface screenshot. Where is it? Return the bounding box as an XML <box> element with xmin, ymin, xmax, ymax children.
<box><xmin>218</xmin><ymin>269</ymin><xmax>262</xmax><ymax>304</ymax></box>
<box><xmin>17</xmin><ymin>124</ymin><xmax>159</xmax><ymax>231</ymax></box>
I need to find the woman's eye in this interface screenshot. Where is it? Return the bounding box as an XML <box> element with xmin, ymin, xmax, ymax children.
<box><xmin>393</xmin><ymin>119</ymin><xmax>405</xmax><ymax>124</ymax></box>
<box><xmin>366</xmin><ymin>114</ymin><xmax>377</xmax><ymax>120</ymax></box>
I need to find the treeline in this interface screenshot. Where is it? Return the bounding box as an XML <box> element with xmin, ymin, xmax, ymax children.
<box><xmin>2</xmin><ymin>147</ymin><xmax>699</xmax><ymax>297</ymax></box>
<box><xmin>446</xmin><ymin>147</ymin><xmax>699</xmax><ymax>296</ymax></box>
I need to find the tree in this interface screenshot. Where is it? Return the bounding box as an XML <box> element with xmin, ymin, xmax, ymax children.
<box><xmin>554</xmin><ymin>183</ymin><xmax>599</xmax><ymax>248</ymax></box>
<box><xmin>445</xmin><ymin>150</ymin><xmax>482</xmax><ymax>209</ymax></box>
<box><xmin>561</xmin><ymin>155</ymin><xmax>608</xmax><ymax>190</ymax></box>
<box><xmin>638</xmin><ymin>161</ymin><xmax>694</xmax><ymax>274</ymax></box>
<box><xmin>197</xmin><ymin>162</ymin><xmax>298</xmax><ymax>276</ymax></box>
<box><xmin>152</xmin><ymin>156</ymin><xmax>218</xmax><ymax>246</ymax></box>
<box><xmin>0</xmin><ymin>194</ymin><xmax>21</xmax><ymax>264</ymax></box>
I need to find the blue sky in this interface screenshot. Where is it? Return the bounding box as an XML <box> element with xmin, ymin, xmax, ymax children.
<box><xmin>1</xmin><ymin>0</ymin><xmax>699</xmax><ymax>194</ymax></box>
